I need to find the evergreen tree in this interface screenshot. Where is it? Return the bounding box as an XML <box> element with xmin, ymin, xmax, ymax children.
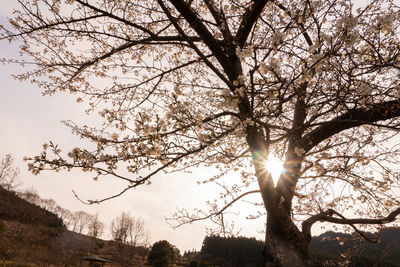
<box><xmin>148</xmin><ymin>240</ymin><xmax>176</xmax><ymax>267</ymax></box>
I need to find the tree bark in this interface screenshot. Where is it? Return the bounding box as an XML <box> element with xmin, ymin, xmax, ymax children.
<box><xmin>263</xmin><ymin>218</ymin><xmax>309</xmax><ymax>267</ymax></box>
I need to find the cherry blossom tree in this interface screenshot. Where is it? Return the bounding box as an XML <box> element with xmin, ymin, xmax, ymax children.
<box><xmin>2</xmin><ymin>0</ymin><xmax>400</xmax><ymax>265</ymax></box>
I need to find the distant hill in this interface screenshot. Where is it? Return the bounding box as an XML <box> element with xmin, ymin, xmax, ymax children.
<box><xmin>309</xmin><ymin>229</ymin><xmax>400</xmax><ymax>266</ymax></box>
<box><xmin>197</xmin><ymin>229</ymin><xmax>400</xmax><ymax>267</ymax></box>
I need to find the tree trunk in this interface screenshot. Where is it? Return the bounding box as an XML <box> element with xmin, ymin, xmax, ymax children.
<box><xmin>263</xmin><ymin>218</ymin><xmax>309</xmax><ymax>267</ymax></box>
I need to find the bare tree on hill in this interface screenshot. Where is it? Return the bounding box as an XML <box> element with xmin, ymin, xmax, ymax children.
<box><xmin>0</xmin><ymin>154</ymin><xmax>21</xmax><ymax>192</ymax></box>
<box><xmin>87</xmin><ymin>213</ymin><xmax>105</xmax><ymax>239</ymax></box>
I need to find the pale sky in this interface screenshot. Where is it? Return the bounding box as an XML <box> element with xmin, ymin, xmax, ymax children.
<box><xmin>0</xmin><ymin>1</ymin><xmax>266</xmax><ymax>252</ymax></box>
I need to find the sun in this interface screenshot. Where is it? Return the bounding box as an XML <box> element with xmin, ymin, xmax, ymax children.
<box><xmin>264</xmin><ymin>156</ymin><xmax>284</xmax><ymax>186</ymax></box>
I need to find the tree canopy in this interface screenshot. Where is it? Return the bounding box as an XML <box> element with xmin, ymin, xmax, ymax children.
<box><xmin>2</xmin><ymin>0</ymin><xmax>400</xmax><ymax>265</ymax></box>
<box><xmin>148</xmin><ymin>240</ymin><xmax>176</xmax><ymax>267</ymax></box>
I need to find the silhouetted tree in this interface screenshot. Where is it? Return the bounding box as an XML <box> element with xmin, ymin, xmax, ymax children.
<box><xmin>148</xmin><ymin>240</ymin><xmax>176</xmax><ymax>267</ymax></box>
<box><xmin>70</xmin><ymin>210</ymin><xmax>93</xmax><ymax>234</ymax></box>
<box><xmin>0</xmin><ymin>154</ymin><xmax>20</xmax><ymax>192</ymax></box>
<box><xmin>17</xmin><ymin>187</ymin><xmax>41</xmax><ymax>206</ymax></box>
<box><xmin>87</xmin><ymin>213</ymin><xmax>105</xmax><ymax>239</ymax></box>
<box><xmin>111</xmin><ymin>212</ymin><xmax>147</xmax><ymax>247</ymax></box>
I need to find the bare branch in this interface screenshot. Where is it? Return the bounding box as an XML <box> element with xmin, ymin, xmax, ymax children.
<box><xmin>167</xmin><ymin>190</ymin><xmax>260</xmax><ymax>228</ymax></box>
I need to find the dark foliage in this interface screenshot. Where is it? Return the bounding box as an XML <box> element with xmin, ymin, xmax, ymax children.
<box><xmin>189</xmin><ymin>259</ymin><xmax>213</xmax><ymax>267</ymax></box>
<box><xmin>200</xmin><ymin>236</ymin><xmax>264</xmax><ymax>267</ymax></box>
<box><xmin>0</xmin><ymin>186</ymin><xmax>149</xmax><ymax>266</ymax></box>
<box><xmin>0</xmin><ymin>186</ymin><xmax>64</xmax><ymax>229</ymax></box>
<box><xmin>0</xmin><ymin>219</ymin><xmax>4</xmax><ymax>235</ymax></box>
<box><xmin>148</xmin><ymin>240</ymin><xmax>176</xmax><ymax>267</ymax></box>
<box><xmin>309</xmin><ymin>228</ymin><xmax>400</xmax><ymax>266</ymax></box>
<box><xmin>199</xmin><ymin>230</ymin><xmax>400</xmax><ymax>267</ymax></box>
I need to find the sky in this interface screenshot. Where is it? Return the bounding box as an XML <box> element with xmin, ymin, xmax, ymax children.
<box><xmin>0</xmin><ymin>1</ymin><xmax>266</xmax><ymax>252</ymax></box>
<box><xmin>2</xmin><ymin>0</ymin><xmax>387</xmax><ymax>253</ymax></box>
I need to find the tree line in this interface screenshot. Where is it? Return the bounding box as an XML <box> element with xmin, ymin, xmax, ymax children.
<box><xmin>195</xmin><ymin>231</ymin><xmax>400</xmax><ymax>267</ymax></box>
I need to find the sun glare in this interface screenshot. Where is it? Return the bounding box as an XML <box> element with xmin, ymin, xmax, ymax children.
<box><xmin>264</xmin><ymin>156</ymin><xmax>284</xmax><ymax>186</ymax></box>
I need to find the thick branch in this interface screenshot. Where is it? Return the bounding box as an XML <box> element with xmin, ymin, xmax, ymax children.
<box><xmin>275</xmin><ymin>82</ymin><xmax>308</xmax><ymax>213</ymax></box>
<box><xmin>167</xmin><ymin>0</ymin><xmax>235</xmax><ymax>80</ymax></box>
<box><xmin>156</xmin><ymin>0</ymin><xmax>230</xmax><ymax>86</ymax></box>
<box><xmin>235</xmin><ymin>0</ymin><xmax>270</xmax><ymax>47</ymax></box>
<box><xmin>303</xmin><ymin>100</ymin><xmax>400</xmax><ymax>152</ymax></box>
<box><xmin>203</xmin><ymin>0</ymin><xmax>233</xmax><ymax>43</ymax></box>
<box><xmin>302</xmin><ymin>207</ymin><xmax>400</xmax><ymax>241</ymax></box>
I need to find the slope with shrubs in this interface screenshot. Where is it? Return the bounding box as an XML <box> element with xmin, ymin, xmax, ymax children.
<box><xmin>0</xmin><ymin>186</ymin><xmax>148</xmax><ymax>266</ymax></box>
<box><xmin>0</xmin><ymin>186</ymin><xmax>64</xmax><ymax>228</ymax></box>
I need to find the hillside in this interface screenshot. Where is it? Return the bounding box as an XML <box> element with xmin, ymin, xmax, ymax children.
<box><xmin>0</xmin><ymin>187</ymin><xmax>148</xmax><ymax>266</ymax></box>
<box><xmin>1</xmin><ymin>185</ymin><xmax>399</xmax><ymax>266</ymax></box>
<box><xmin>0</xmin><ymin>186</ymin><xmax>64</xmax><ymax>228</ymax></box>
